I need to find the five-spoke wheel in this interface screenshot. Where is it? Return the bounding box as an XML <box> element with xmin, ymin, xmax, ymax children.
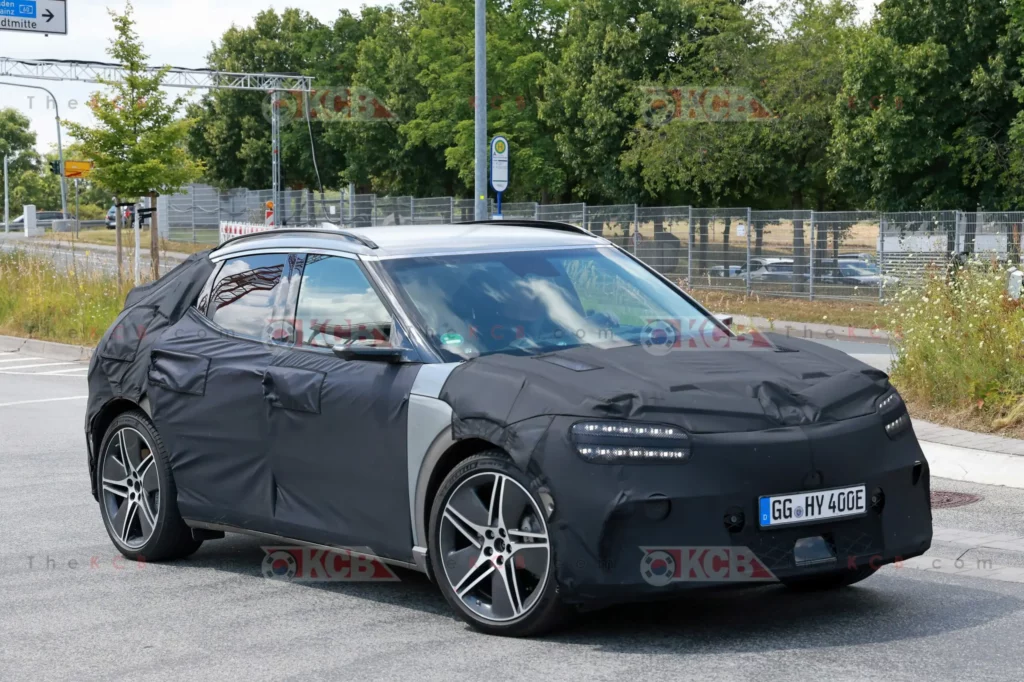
<box><xmin>429</xmin><ymin>453</ymin><xmax>568</xmax><ymax>636</ymax></box>
<box><xmin>96</xmin><ymin>411</ymin><xmax>201</xmax><ymax>561</ymax></box>
<box><xmin>100</xmin><ymin>426</ymin><xmax>160</xmax><ymax>550</ymax></box>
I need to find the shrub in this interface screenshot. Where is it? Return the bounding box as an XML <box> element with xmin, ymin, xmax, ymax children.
<box><xmin>0</xmin><ymin>249</ymin><xmax>125</xmax><ymax>346</ymax></box>
<box><xmin>888</xmin><ymin>259</ymin><xmax>1024</xmax><ymax>429</ymax></box>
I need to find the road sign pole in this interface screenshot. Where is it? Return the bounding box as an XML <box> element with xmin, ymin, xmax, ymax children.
<box><xmin>496</xmin><ymin>191</ymin><xmax>502</xmax><ymax>219</ymax></box>
<box><xmin>74</xmin><ymin>179</ymin><xmax>80</xmax><ymax>235</ymax></box>
<box><xmin>134</xmin><ymin>202</ymin><xmax>141</xmax><ymax>285</ymax></box>
<box><xmin>53</xmin><ymin>98</ymin><xmax>68</xmax><ymax>219</ymax></box>
<box><xmin>473</xmin><ymin>0</ymin><xmax>487</xmax><ymax>221</ymax></box>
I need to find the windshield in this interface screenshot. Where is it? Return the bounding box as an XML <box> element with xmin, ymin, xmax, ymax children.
<box><xmin>381</xmin><ymin>246</ymin><xmax>717</xmax><ymax>360</ymax></box>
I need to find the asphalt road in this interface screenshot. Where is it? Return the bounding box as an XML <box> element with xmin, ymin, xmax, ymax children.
<box><xmin>3</xmin><ymin>348</ymin><xmax>1024</xmax><ymax>681</ymax></box>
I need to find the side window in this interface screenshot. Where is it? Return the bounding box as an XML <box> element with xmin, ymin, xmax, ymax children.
<box><xmin>206</xmin><ymin>253</ymin><xmax>302</xmax><ymax>342</ymax></box>
<box><xmin>294</xmin><ymin>255</ymin><xmax>393</xmax><ymax>349</ymax></box>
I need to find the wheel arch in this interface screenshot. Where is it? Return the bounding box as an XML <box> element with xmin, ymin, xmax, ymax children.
<box><xmin>88</xmin><ymin>396</ymin><xmax>150</xmax><ymax>499</ymax></box>
<box><xmin>412</xmin><ymin>427</ymin><xmax>505</xmax><ymax>575</ymax></box>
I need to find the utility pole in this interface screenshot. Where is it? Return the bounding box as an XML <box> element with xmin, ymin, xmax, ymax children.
<box><xmin>0</xmin><ymin>82</ymin><xmax>68</xmax><ymax>219</ymax></box>
<box><xmin>3</xmin><ymin>154</ymin><xmax>8</xmax><ymax>233</ymax></box>
<box><xmin>474</xmin><ymin>0</ymin><xmax>487</xmax><ymax>220</ymax></box>
<box><xmin>271</xmin><ymin>89</ymin><xmax>282</xmax><ymax>226</ymax></box>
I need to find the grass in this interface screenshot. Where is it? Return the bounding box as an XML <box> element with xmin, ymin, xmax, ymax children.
<box><xmin>888</xmin><ymin>259</ymin><xmax>1024</xmax><ymax>432</ymax></box>
<box><xmin>0</xmin><ymin>250</ymin><xmax>125</xmax><ymax>346</ymax></box>
<box><xmin>38</xmin><ymin>227</ymin><xmax>210</xmax><ymax>255</ymax></box>
<box><xmin>692</xmin><ymin>289</ymin><xmax>886</xmax><ymax>330</ymax></box>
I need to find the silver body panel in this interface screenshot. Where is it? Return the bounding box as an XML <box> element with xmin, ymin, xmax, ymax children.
<box><xmin>407</xmin><ymin>363</ymin><xmax>462</xmax><ymax>553</ymax></box>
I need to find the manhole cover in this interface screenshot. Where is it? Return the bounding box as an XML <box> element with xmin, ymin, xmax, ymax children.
<box><xmin>931</xmin><ymin>491</ymin><xmax>981</xmax><ymax>509</ymax></box>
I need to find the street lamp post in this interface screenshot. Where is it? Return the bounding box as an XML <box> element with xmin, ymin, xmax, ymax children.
<box><xmin>0</xmin><ymin>81</ymin><xmax>69</xmax><ymax>220</ymax></box>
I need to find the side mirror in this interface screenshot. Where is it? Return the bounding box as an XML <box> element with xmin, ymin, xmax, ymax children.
<box><xmin>332</xmin><ymin>344</ymin><xmax>409</xmax><ymax>363</ymax></box>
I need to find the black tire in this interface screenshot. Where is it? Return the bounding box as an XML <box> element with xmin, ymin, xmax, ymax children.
<box><xmin>95</xmin><ymin>410</ymin><xmax>201</xmax><ymax>561</ymax></box>
<box><xmin>428</xmin><ymin>452</ymin><xmax>570</xmax><ymax>637</ymax></box>
<box><xmin>783</xmin><ymin>566</ymin><xmax>877</xmax><ymax>591</ymax></box>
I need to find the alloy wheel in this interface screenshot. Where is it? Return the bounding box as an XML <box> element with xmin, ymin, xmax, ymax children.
<box><xmin>100</xmin><ymin>427</ymin><xmax>160</xmax><ymax>550</ymax></box>
<box><xmin>439</xmin><ymin>472</ymin><xmax>551</xmax><ymax>623</ymax></box>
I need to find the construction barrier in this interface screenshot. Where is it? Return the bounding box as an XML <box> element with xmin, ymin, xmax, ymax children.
<box><xmin>219</xmin><ymin>221</ymin><xmax>272</xmax><ymax>243</ymax></box>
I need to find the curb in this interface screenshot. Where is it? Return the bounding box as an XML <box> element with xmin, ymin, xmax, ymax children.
<box><xmin>923</xmin><ymin>440</ymin><xmax>1024</xmax><ymax>490</ymax></box>
<box><xmin>0</xmin><ymin>334</ymin><xmax>94</xmax><ymax>362</ymax></box>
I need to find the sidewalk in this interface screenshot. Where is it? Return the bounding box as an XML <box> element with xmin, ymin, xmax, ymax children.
<box><xmin>730</xmin><ymin>314</ymin><xmax>889</xmax><ymax>345</ymax></box>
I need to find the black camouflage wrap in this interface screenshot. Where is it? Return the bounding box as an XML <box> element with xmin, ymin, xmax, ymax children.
<box><xmin>439</xmin><ymin>335</ymin><xmax>932</xmax><ymax>603</ymax></box>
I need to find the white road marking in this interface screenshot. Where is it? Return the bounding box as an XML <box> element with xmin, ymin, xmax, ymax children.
<box><xmin>0</xmin><ymin>356</ymin><xmax>41</xmax><ymax>364</ymax></box>
<box><xmin>0</xmin><ymin>361</ymin><xmax>77</xmax><ymax>371</ymax></box>
<box><xmin>39</xmin><ymin>367</ymin><xmax>89</xmax><ymax>375</ymax></box>
<box><xmin>0</xmin><ymin>395</ymin><xmax>87</xmax><ymax>408</ymax></box>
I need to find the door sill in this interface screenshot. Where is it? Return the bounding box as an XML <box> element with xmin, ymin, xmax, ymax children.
<box><xmin>183</xmin><ymin>519</ymin><xmax>422</xmax><ymax>572</ymax></box>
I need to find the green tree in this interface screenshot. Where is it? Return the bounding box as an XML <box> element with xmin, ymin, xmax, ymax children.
<box><xmin>65</xmin><ymin>1</ymin><xmax>203</xmax><ymax>281</ymax></box>
<box><xmin>187</xmin><ymin>8</ymin><xmax>351</xmax><ymax>191</ymax></box>
<box><xmin>540</xmin><ymin>0</ymin><xmax>734</xmax><ymax>202</ymax></box>
<box><xmin>829</xmin><ymin>0</ymin><xmax>1022</xmax><ymax>210</ymax></box>
<box><xmin>401</xmin><ymin>0</ymin><xmax>568</xmax><ymax>201</ymax></box>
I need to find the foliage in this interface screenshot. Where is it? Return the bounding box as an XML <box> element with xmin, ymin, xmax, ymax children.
<box><xmin>829</xmin><ymin>0</ymin><xmax>1023</xmax><ymax>210</ymax></box>
<box><xmin>0</xmin><ymin>250</ymin><xmax>124</xmax><ymax>345</ymax></box>
<box><xmin>888</xmin><ymin>259</ymin><xmax>1024</xmax><ymax>428</ymax></box>
<box><xmin>184</xmin><ymin>0</ymin><xmax>1024</xmax><ymax>212</ymax></box>
<box><xmin>64</xmin><ymin>2</ymin><xmax>202</xmax><ymax>202</ymax></box>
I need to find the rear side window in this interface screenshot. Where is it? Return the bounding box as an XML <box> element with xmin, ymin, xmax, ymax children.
<box><xmin>206</xmin><ymin>253</ymin><xmax>303</xmax><ymax>342</ymax></box>
<box><xmin>294</xmin><ymin>255</ymin><xmax>392</xmax><ymax>349</ymax></box>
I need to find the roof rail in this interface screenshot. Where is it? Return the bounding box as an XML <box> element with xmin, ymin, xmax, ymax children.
<box><xmin>216</xmin><ymin>227</ymin><xmax>379</xmax><ymax>250</ymax></box>
<box><xmin>458</xmin><ymin>218</ymin><xmax>597</xmax><ymax>237</ymax></box>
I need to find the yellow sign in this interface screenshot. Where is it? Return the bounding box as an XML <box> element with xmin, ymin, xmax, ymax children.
<box><xmin>64</xmin><ymin>160</ymin><xmax>94</xmax><ymax>178</ymax></box>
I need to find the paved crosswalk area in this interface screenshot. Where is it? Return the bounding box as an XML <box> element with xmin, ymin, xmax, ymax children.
<box><xmin>0</xmin><ymin>353</ymin><xmax>89</xmax><ymax>376</ymax></box>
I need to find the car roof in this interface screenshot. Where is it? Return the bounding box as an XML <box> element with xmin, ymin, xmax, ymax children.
<box><xmin>213</xmin><ymin>221</ymin><xmax>610</xmax><ymax>260</ymax></box>
<box><xmin>753</xmin><ymin>257</ymin><xmax>793</xmax><ymax>264</ymax></box>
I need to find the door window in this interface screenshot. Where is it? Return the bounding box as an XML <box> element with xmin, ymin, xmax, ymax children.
<box><xmin>294</xmin><ymin>255</ymin><xmax>393</xmax><ymax>349</ymax></box>
<box><xmin>205</xmin><ymin>253</ymin><xmax>303</xmax><ymax>343</ymax></box>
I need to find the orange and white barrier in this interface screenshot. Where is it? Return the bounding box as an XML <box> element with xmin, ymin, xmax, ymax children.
<box><xmin>219</xmin><ymin>221</ymin><xmax>272</xmax><ymax>244</ymax></box>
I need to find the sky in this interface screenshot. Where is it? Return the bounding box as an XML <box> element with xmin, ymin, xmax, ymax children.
<box><xmin>0</xmin><ymin>0</ymin><xmax>881</xmax><ymax>155</ymax></box>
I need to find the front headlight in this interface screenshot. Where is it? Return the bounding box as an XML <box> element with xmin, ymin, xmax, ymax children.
<box><xmin>571</xmin><ymin>421</ymin><xmax>691</xmax><ymax>463</ymax></box>
<box><xmin>877</xmin><ymin>390</ymin><xmax>910</xmax><ymax>439</ymax></box>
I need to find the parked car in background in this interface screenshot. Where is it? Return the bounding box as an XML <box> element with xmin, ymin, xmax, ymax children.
<box><xmin>106</xmin><ymin>205</ymin><xmax>147</xmax><ymax>229</ymax></box>
<box><xmin>740</xmin><ymin>257</ymin><xmax>809</xmax><ymax>283</ymax></box>
<box><xmin>8</xmin><ymin>211</ymin><xmax>65</xmax><ymax>230</ymax></box>
<box><xmin>708</xmin><ymin>265</ymin><xmax>743</xmax><ymax>278</ymax></box>
<box><xmin>816</xmin><ymin>260</ymin><xmax>899</xmax><ymax>287</ymax></box>
<box><xmin>836</xmin><ymin>252</ymin><xmax>877</xmax><ymax>264</ymax></box>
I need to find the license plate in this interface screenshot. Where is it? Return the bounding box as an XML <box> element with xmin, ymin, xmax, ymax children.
<box><xmin>758</xmin><ymin>485</ymin><xmax>866</xmax><ymax>528</ymax></box>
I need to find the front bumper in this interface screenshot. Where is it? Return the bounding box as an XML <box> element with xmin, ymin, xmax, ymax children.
<box><xmin>534</xmin><ymin>412</ymin><xmax>932</xmax><ymax>606</ymax></box>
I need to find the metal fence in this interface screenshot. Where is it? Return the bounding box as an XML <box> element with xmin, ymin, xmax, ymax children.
<box><xmin>158</xmin><ymin>184</ymin><xmax>1024</xmax><ymax>301</ymax></box>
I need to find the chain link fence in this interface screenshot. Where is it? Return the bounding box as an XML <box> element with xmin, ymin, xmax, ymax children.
<box><xmin>161</xmin><ymin>184</ymin><xmax>1021</xmax><ymax>301</ymax></box>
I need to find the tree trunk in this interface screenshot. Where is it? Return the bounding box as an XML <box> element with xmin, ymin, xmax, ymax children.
<box><xmin>754</xmin><ymin>220</ymin><xmax>764</xmax><ymax>256</ymax></box>
<box><xmin>150</xmin><ymin>191</ymin><xmax>159</xmax><ymax>281</ymax></box>
<box><xmin>814</xmin><ymin>218</ymin><xmax>828</xmax><ymax>272</ymax></box>
<box><xmin>114</xmin><ymin>196</ymin><xmax>123</xmax><ymax>285</ymax></box>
